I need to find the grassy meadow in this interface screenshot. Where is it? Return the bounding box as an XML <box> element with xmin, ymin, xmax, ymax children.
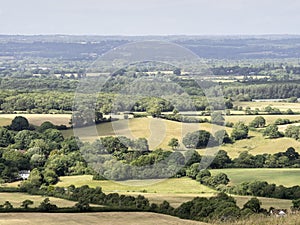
<box><xmin>56</xmin><ymin>175</ymin><xmax>216</xmax><ymax>194</ymax></box>
<box><xmin>55</xmin><ymin>175</ymin><xmax>292</xmax><ymax>209</ymax></box>
<box><xmin>210</xmin><ymin>168</ymin><xmax>300</xmax><ymax>187</ymax></box>
<box><xmin>63</xmin><ymin>118</ymin><xmax>228</xmax><ymax>150</ymax></box>
<box><xmin>62</xmin><ymin>117</ymin><xmax>300</xmax><ymax>158</ymax></box>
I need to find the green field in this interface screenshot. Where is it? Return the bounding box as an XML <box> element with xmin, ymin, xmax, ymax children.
<box><xmin>210</xmin><ymin>168</ymin><xmax>300</xmax><ymax>187</ymax></box>
<box><xmin>0</xmin><ymin>192</ymin><xmax>78</xmax><ymax>208</ymax></box>
<box><xmin>0</xmin><ymin>212</ymin><xmax>208</xmax><ymax>225</ymax></box>
<box><xmin>55</xmin><ymin>175</ymin><xmax>292</xmax><ymax>209</ymax></box>
<box><xmin>56</xmin><ymin>175</ymin><xmax>216</xmax><ymax>194</ymax></box>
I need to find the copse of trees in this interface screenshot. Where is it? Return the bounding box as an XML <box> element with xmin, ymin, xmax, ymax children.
<box><xmin>182</xmin><ymin>130</ymin><xmax>215</xmax><ymax>149</ymax></box>
<box><xmin>249</xmin><ymin>116</ymin><xmax>266</xmax><ymax>128</ymax></box>
<box><xmin>231</xmin><ymin>122</ymin><xmax>249</xmax><ymax>141</ymax></box>
<box><xmin>262</xmin><ymin>124</ymin><xmax>282</xmax><ymax>139</ymax></box>
<box><xmin>224</xmin><ymin>83</ymin><xmax>300</xmax><ymax>100</ymax></box>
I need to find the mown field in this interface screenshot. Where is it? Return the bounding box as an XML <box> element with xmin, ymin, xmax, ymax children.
<box><xmin>0</xmin><ymin>212</ymin><xmax>208</xmax><ymax>225</ymax></box>
<box><xmin>0</xmin><ymin>192</ymin><xmax>78</xmax><ymax>208</ymax></box>
<box><xmin>55</xmin><ymin>175</ymin><xmax>292</xmax><ymax>209</ymax></box>
<box><xmin>210</xmin><ymin>168</ymin><xmax>300</xmax><ymax>187</ymax></box>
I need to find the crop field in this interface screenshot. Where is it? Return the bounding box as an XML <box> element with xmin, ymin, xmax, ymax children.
<box><xmin>0</xmin><ymin>114</ymin><xmax>72</xmax><ymax>126</ymax></box>
<box><xmin>0</xmin><ymin>192</ymin><xmax>78</xmax><ymax>208</ymax></box>
<box><xmin>234</xmin><ymin>101</ymin><xmax>300</xmax><ymax>112</ymax></box>
<box><xmin>210</xmin><ymin>168</ymin><xmax>300</xmax><ymax>187</ymax></box>
<box><xmin>0</xmin><ymin>117</ymin><xmax>11</xmax><ymax>126</ymax></box>
<box><xmin>0</xmin><ymin>212</ymin><xmax>208</xmax><ymax>225</ymax></box>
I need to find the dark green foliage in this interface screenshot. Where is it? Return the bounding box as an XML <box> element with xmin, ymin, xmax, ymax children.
<box><xmin>214</xmin><ymin>130</ymin><xmax>232</xmax><ymax>144</ymax></box>
<box><xmin>9</xmin><ymin>116</ymin><xmax>30</xmax><ymax>131</ymax></box>
<box><xmin>292</xmin><ymin>199</ymin><xmax>300</xmax><ymax>209</ymax></box>
<box><xmin>243</xmin><ymin>197</ymin><xmax>261</xmax><ymax>213</ymax></box>
<box><xmin>38</xmin><ymin>198</ymin><xmax>58</xmax><ymax>211</ymax></box>
<box><xmin>0</xmin><ymin>128</ymin><xmax>14</xmax><ymax>147</ymax></box>
<box><xmin>21</xmin><ymin>199</ymin><xmax>34</xmax><ymax>209</ymax></box>
<box><xmin>183</xmin><ymin>130</ymin><xmax>214</xmax><ymax>149</ymax></box>
<box><xmin>263</xmin><ymin>124</ymin><xmax>282</xmax><ymax>139</ymax></box>
<box><xmin>285</xmin><ymin>125</ymin><xmax>300</xmax><ymax>140</ymax></box>
<box><xmin>249</xmin><ymin>116</ymin><xmax>266</xmax><ymax>128</ymax></box>
<box><xmin>231</xmin><ymin>122</ymin><xmax>248</xmax><ymax>141</ymax></box>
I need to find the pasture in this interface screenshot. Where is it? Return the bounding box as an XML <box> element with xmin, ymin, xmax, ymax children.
<box><xmin>55</xmin><ymin>175</ymin><xmax>292</xmax><ymax>209</ymax></box>
<box><xmin>62</xmin><ymin>117</ymin><xmax>300</xmax><ymax>158</ymax></box>
<box><xmin>62</xmin><ymin>118</ymin><xmax>230</xmax><ymax>150</ymax></box>
<box><xmin>210</xmin><ymin>168</ymin><xmax>300</xmax><ymax>187</ymax></box>
<box><xmin>220</xmin><ymin>132</ymin><xmax>300</xmax><ymax>158</ymax></box>
<box><xmin>0</xmin><ymin>212</ymin><xmax>208</xmax><ymax>225</ymax></box>
<box><xmin>56</xmin><ymin>175</ymin><xmax>216</xmax><ymax>194</ymax></box>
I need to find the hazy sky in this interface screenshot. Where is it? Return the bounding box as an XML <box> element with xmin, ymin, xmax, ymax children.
<box><xmin>1</xmin><ymin>0</ymin><xmax>300</xmax><ymax>35</ymax></box>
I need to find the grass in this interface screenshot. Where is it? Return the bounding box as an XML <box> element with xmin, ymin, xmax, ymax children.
<box><xmin>0</xmin><ymin>212</ymin><xmax>209</xmax><ymax>225</ymax></box>
<box><xmin>220</xmin><ymin>131</ymin><xmax>300</xmax><ymax>158</ymax></box>
<box><xmin>56</xmin><ymin>175</ymin><xmax>216</xmax><ymax>194</ymax></box>
<box><xmin>62</xmin><ymin>118</ymin><xmax>230</xmax><ymax>150</ymax></box>
<box><xmin>0</xmin><ymin>192</ymin><xmax>78</xmax><ymax>208</ymax></box>
<box><xmin>0</xmin><ymin>114</ymin><xmax>72</xmax><ymax>126</ymax></box>
<box><xmin>210</xmin><ymin>168</ymin><xmax>300</xmax><ymax>187</ymax></box>
<box><xmin>62</xmin><ymin>117</ymin><xmax>300</xmax><ymax>158</ymax></box>
<box><xmin>55</xmin><ymin>175</ymin><xmax>292</xmax><ymax>209</ymax></box>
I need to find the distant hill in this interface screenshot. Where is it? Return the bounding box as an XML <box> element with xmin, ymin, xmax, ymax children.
<box><xmin>1</xmin><ymin>35</ymin><xmax>300</xmax><ymax>59</ymax></box>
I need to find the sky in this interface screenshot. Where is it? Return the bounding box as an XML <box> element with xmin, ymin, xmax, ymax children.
<box><xmin>0</xmin><ymin>0</ymin><xmax>300</xmax><ymax>35</ymax></box>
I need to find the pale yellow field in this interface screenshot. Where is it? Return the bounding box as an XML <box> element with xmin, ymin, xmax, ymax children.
<box><xmin>196</xmin><ymin>114</ymin><xmax>300</xmax><ymax>125</ymax></box>
<box><xmin>63</xmin><ymin>118</ymin><xmax>229</xmax><ymax>150</ymax></box>
<box><xmin>235</xmin><ymin>101</ymin><xmax>300</xmax><ymax>112</ymax></box>
<box><xmin>0</xmin><ymin>192</ymin><xmax>78</xmax><ymax>208</ymax></box>
<box><xmin>220</xmin><ymin>131</ymin><xmax>300</xmax><ymax>158</ymax></box>
<box><xmin>0</xmin><ymin>114</ymin><xmax>72</xmax><ymax>126</ymax></box>
<box><xmin>0</xmin><ymin>212</ymin><xmax>209</xmax><ymax>225</ymax></box>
